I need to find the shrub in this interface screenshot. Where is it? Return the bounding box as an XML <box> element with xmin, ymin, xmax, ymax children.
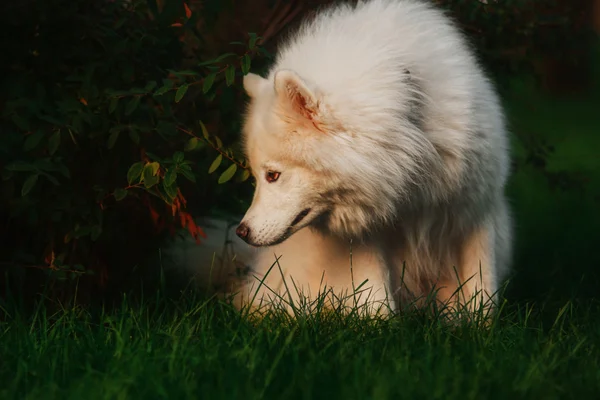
<box><xmin>0</xmin><ymin>0</ymin><xmax>269</xmax><ymax>301</ymax></box>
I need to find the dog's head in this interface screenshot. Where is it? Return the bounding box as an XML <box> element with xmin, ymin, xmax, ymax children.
<box><xmin>235</xmin><ymin>70</ymin><xmax>336</xmax><ymax>247</ymax></box>
<box><xmin>236</xmin><ymin>68</ymin><xmax>425</xmax><ymax>247</ymax></box>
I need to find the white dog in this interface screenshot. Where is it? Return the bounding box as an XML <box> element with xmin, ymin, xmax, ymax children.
<box><xmin>215</xmin><ymin>0</ymin><xmax>512</xmax><ymax>316</ymax></box>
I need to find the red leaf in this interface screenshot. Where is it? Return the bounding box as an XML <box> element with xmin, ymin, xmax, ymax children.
<box><xmin>186</xmin><ymin>216</ymin><xmax>206</xmax><ymax>244</ymax></box>
<box><xmin>184</xmin><ymin>3</ymin><xmax>192</xmax><ymax>18</ymax></box>
<box><xmin>179</xmin><ymin>210</ymin><xmax>187</xmax><ymax>229</ymax></box>
<box><xmin>148</xmin><ymin>203</ymin><xmax>161</xmax><ymax>227</ymax></box>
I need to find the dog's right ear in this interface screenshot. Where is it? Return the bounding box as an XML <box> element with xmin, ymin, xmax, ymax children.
<box><xmin>273</xmin><ymin>69</ymin><xmax>320</xmax><ymax>123</ymax></box>
<box><xmin>243</xmin><ymin>73</ymin><xmax>268</xmax><ymax>98</ymax></box>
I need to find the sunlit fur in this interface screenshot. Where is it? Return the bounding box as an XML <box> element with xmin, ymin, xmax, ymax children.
<box><xmin>234</xmin><ymin>0</ymin><xmax>513</xmax><ymax>316</ymax></box>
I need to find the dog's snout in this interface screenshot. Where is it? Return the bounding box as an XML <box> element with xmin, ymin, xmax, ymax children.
<box><xmin>236</xmin><ymin>223</ymin><xmax>250</xmax><ymax>241</ymax></box>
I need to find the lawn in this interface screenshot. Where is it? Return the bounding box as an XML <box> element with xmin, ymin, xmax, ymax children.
<box><xmin>1</xmin><ymin>293</ymin><xmax>599</xmax><ymax>399</ymax></box>
<box><xmin>1</xmin><ymin>75</ymin><xmax>600</xmax><ymax>399</ymax></box>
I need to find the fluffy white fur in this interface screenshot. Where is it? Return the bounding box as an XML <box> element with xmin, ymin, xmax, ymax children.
<box><xmin>226</xmin><ymin>0</ymin><xmax>513</xmax><ymax>316</ymax></box>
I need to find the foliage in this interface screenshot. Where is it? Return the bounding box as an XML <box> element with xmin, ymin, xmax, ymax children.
<box><xmin>0</xmin><ymin>0</ymin><xmax>269</xmax><ymax>293</ymax></box>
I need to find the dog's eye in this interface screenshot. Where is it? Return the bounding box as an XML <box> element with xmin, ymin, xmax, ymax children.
<box><xmin>265</xmin><ymin>171</ymin><xmax>280</xmax><ymax>183</ymax></box>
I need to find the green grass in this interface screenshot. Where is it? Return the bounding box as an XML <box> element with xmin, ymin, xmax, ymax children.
<box><xmin>1</xmin><ymin>293</ymin><xmax>600</xmax><ymax>399</ymax></box>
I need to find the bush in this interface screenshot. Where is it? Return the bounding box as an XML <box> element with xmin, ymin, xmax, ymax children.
<box><xmin>0</xmin><ymin>0</ymin><xmax>269</xmax><ymax>302</ymax></box>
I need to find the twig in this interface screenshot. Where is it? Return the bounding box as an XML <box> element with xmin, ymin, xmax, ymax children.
<box><xmin>176</xmin><ymin>126</ymin><xmax>248</xmax><ymax>170</ymax></box>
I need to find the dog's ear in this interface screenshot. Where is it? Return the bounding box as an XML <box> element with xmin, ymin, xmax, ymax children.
<box><xmin>243</xmin><ymin>73</ymin><xmax>268</xmax><ymax>98</ymax></box>
<box><xmin>274</xmin><ymin>69</ymin><xmax>319</xmax><ymax>121</ymax></box>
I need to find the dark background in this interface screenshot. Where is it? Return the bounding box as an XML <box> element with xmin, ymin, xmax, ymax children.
<box><xmin>0</xmin><ymin>0</ymin><xmax>598</xmax><ymax>314</ymax></box>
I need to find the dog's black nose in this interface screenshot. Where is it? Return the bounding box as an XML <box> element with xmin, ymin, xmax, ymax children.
<box><xmin>236</xmin><ymin>223</ymin><xmax>250</xmax><ymax>241</ymax></box>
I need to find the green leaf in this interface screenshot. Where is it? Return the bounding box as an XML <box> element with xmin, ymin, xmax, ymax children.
<box><xmin>145</xmin><ymin>81</ymin><xmax>158</xmax><ymax>91</ymax></box>
<box><xmin>258</xmin><ymin>47</ymin><xmax>272</xmax><ymax>58</ymax></box>
<box><xmin>184</xmin><ymin>137</ymin><xmax>198</xmax><ymax>152</ymax></box>
<box><xmin>163</xmin><ymin>179</ymin><xmax>178</xmax><ymax>200</ymax></box>
<box><xmin>162</xmin><ymin>78</ymin><xmax>175</xmax><ymax>88</ymax></box>
<box><xmin>154</xmin><ymin>86</ymin><xmax>170</xmax><ymax>96</ymax></box>
<box><xmin>154</xmin><ymin>79</ymin><xmax>174</xmax><ymax>96</ymax></box>
<box><xmin>107</xmin><ymin>129</ymin><xmax>120</xmax><ymax>149</ymax></box>
<box><xmin>199</xmin><ymin>120</ymin><xmax>209</xmax><ymax>140</ymax></box>
<box><xmin>143</xmin><ymin>174</ymin><xmax>159</xmax><ymax>189</ymax></box>
<box><xmin>127</xmin><ymin>161</ymin><xmax>144</xmax><ymax>185</ymax></box>
<box><xmin>48</xmin><ymin>130</ymin><xmax>61</xmax><ymax>155</ymax></box>
<box><xmin>156</xmin><ymin>121</ymin><xmax>177</xmax><ymax>137</ymax></box>
<box><xmin>173</xmin><ymin>152</ymin><xmax>184</xmax><ymax>163</ymax></box>
<box><xmin>128</xmin><ymin>130</ymin><xmax>140</xmax><ymax>145</ymax></box>
<box><xmin>11</xmin><ymin>115</ymin><xmax>30</xmax><ymax>131</ymax></box>
<box><xmin>5</xmin><ymin>161</ymin><xmax>36</xmax><ymax>172</ymax></box>
<box><xmin>214</xmin><ymin>136</ymin><xmax>223</xmax><ymax>149</ymax></box>
<box><xmin>148</xmin><ymin>162</ymin><xmax>160</xmax><ymax>176</ymax></box>
<box><xmin>248</xmin><ymin>33</ymin><xmax>260</xmax><ymax>49</ymax></box>
<box><xmin>57</xmin><ymin>163</ymin><xmax>71</xmax><ymax>179</ymax></box>
<box><xmin>21</xmin><ymin>174</ymin><xmax>39</xmax><ymax>196</ymax></box>
<box><xmin>168</xmin><ymin>70</ymin><xmax>199</xmax><ymax>77</ymax></box>
<box><xmin>208</xmin><ymin>154</ymin><xmax>222</xmax><ymax>174</ymax></box>
<box><xmin>40</xmin><ymin>171</ymin><xmax>59</xmax><ymax>186</ymax></box>
<box><xmin>54</xmin><ymin>270</ymin><xmax>67</xmax><ymax>281</ymax></box>
<box><xmin>106</xmin><ymin>89</ymin><xmax>128</xmax><ymax>97</ymax></box>
<box><xmin>108</xmin><ymin>98</ymin><xmax>118</xmax><ymax>114</ymax></box>
<box><xmin>202</xmin><ymin>73</ymin><xmax>217</xmax><ymax>94</ymax></box>
<box><xmin>197</xmin><ymin>52</ymin><xmax>237</xmax><ymax>66</ymax></box>
<box><xmin>72</xmin><ymin>264</ymin><xmax>85</xmax><ymax>271</ymax></box>
<box><xmin>128</xmin><ymin>87</ymin><xmax>147</xmax><ymax>95</ymax></box>
<box><xmin>90</xmin><ymin>225</ymin><xmax>102</xmax><ymax>241</ymax></box>
<box><xmin>34</xmin><ymin>159</ymin><xmax>60</xmax><ymax>172</ymax></box>
<box><xmin>80</xmin><ymin>111</ymin><xmax>92</xmax><ymax>125</ymax></box>
<box><xmin>142</xmin><ymin>162</ymin><xmax>160</xmax><ymax>187</ymax></box>
<box><xmin>115</xmin><ymin>17</ymin><xmax>126</xmax><ymax>29</ymax></box>
<box><xmin>125</xmin><ymin>96</ymin><xmax>141</xmax><ymax>115</ymax></box>
<box><xmin>175</xmin><ymin>84</ymin><xmax>189</xmax><ymax>103</ymax></box>
<box><xmin>225</xmin><ymin>65</ymin><xmax>235</xmax><ymax>86</ymax></box>
<box><xmin>38</xmin><ymin>114</ymin><xmax>63</xmax><ymax>126</ymax></box>
<box><xmin>164</xmin><ymin>168</ymin><xmax>177</xmax><ymax>186</ymax></box>
<box><xmin>145</xmin><ymin>152</ymin><xmax>162</xmax><ymax>162</ymax></box>
<box><xmin>70</xmin><ymin>115</ymin><xmax>83</xmax><ymax>133</ymax></box>
<box><xmin>179</xmin><ymin>167</ymin><xmax>196</xmax><ymax>183</ymax></box>
<box><xmin>195</xmin><ymin>140</ymin><xmax>206</xmax><ymax>151</ymax></box>
<box><xmin>113</xmin><ymin>188</ymin><xmax>128</xmax><ymax>201</ymax></box>
<box><xmin>236</xmin><ymin>168</ymin><xmax>251</xmax><ymax>182</ymax></box>
<box><xmin>23</xmin><ymin>131</ymin><xmax>44</xmax><ymax>151</ymax></box>
<box><xmin>241</xmin><ymin>54</ymin><xmax>251</xmax><ymax>75</ymax></box>
<box><xmin>218</xmin><ymin>163</ymin><xmax>237</xmax><ymax>184</ymax></box>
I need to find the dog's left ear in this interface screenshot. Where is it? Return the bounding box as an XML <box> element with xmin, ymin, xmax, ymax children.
<box><xmin>274</xmin><ymin>70</ymin><xmax>319</xmax><ymax>121</ymax></box>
